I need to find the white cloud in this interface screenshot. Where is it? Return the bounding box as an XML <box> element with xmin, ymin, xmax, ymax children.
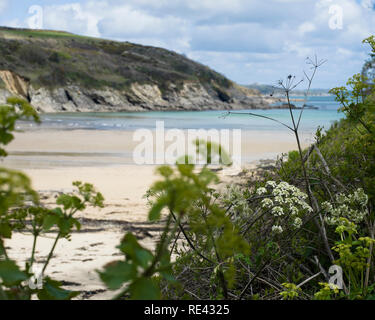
<box><xmin>298</xmin><ymin>22</ymin><xmax>316</xmax><ymax>35</ymax></box>
<box><xmin>1</xmin><ymin>0</ymin><xmax>374</xmax><ymax>88</ymax></box>
<box><xmin>98</xmin><ymin>5</ymin><xmax>186</xmax><ymax>39</ymax></box>
<box><xmin>43</xmin><ymin>3</ymin><xmax>103</xmax><ymax>37</ymax></box>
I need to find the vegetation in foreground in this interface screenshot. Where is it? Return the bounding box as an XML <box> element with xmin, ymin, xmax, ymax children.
<box><xmin>0</xmin><ymin>36</ymin><xmax>374</xmax><ymax>300</ymax></box>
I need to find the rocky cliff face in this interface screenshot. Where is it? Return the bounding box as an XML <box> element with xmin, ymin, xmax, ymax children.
<box><xmin>0</xmin><ymin>69</ymin><xmax>271</xmax><ymax>113</ymax></box>
<box><xmin>0</xmin><ymin>27</ymin><xmax>272</xmax><ymax>113</ymax></box>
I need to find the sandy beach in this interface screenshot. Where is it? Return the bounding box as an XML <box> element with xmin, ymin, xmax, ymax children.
<box><xmin>3</xmin><ymin>128</ymin><xmax>310</xmax><ymax>299</ymax></box>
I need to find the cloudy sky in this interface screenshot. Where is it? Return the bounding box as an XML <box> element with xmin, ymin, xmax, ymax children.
<box><xmin>0</xmin><ymin>0</ymin><xmax>374</xmax><ymax>88</ymax></box>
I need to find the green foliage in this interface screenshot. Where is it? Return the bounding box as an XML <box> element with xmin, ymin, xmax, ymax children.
<box><xmin>160</xmin><ymin>34</ymin><xmax>374</xmax><ymax>301</ymax></box>
<box><xmin>275</xmin><ymin>36</ymin><xmax>375</xmax><ymax>301</ymax></box>
<box><xmin>0</xmin><ymin>97</ymin><xmax>39</xmax><ymax>157</ymax></box>
<box><xmin>0</xmin><ymin>180</ymin><xmax>104</xmax><ymax>300</ymax></box>
<box><xmin>280</xmin><ymin>283</ymin><xmax>301</xmax><ymax>300</ymax></box>
<box><xmin>99</xmin><ymin>233</ymin><xmax>163</xmax><ymax>300</ymax></box>
<box><xmin>0</xmin><ymin>98</ymin><xmax>104</xmax><ymax>300</ymax></box>
<box><xmin>363</xmin><ymin>36</ymin><xmax>375</xmax><ymax>53</ymax></box>
<box><xmin>328</xmin><ymin>215</ymin><xmax>375</xmax><ymax>299</ymax></box>
<box><xmin>329</xmin><ymin>74</ymin><xmax>374</xmax><ymax>126</ymax></box>
<box><xmin>1</xmin><ymin>34</ymin><xmax>375</xmax><ymax>301</ymax></box>
<box><xmin>37</xmin><ymin>278</ymin><xmax>80</xmax><ymax>300</ymax></box>
<box><xmin>48</xmin><ymin>51</ymin><xmax>72</xmax><ymax>63</ymax></box>
<box><xmin>0</xmin><ymin>260</ymin><xmax>28</xmax><ymax>287</ymax></box>
<box><xmin>314</xmin><ymin>282</ymin><xmax>340</xmax><ymax>300</ymax></box>
<box><xmin>100</xmin><ymin>142</ymin><xmax>249</xmax><ymax>299</ymax></box>
<box><xmin>0</xmin><ymin>27</ymin><xmax>234</xmax><ymax>96</ymax></box>
<box><xmin>150</xmin><ymin>160</ymin><xmax>250</xmax><ymax>292</ymax></box>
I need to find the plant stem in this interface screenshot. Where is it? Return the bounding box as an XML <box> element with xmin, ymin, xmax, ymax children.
<box><xmin>286</xmin><ymin>91</ymin><xmax>335</xmax><ymax>263</ymax></box>
<box><xmin>170</xmin><ymin>211</ymin><xmax>214</xmax><ymax>264</ymax></box>
<box><xmin>42</xmin><ymin>232</ymin><xmax>60</xmax><ymax>274</ymax></box>
<box><xmin>0</xmin><ymin>239</ymin><xmax>9</xmax><ymax>260</ymax></box>
<box><xmin>202</xmin><ymin>208</ymin><xmax>228</xmax><ymax>299</ymax></box>
<box><xmin>364</xmin><ymin>221</ymin><xmax>375</xmax><ymax>292</ymax></box>
<box><xmin>29</xmin><ymin>231</ymin><xmax>38</xmax><ymax>270</ymax></box>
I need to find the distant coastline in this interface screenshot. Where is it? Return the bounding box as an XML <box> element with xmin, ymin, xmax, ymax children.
<box><xmin>245</xmin><ymin>83</ymin><xmax>332</xmax><ymax>97</ymax></box>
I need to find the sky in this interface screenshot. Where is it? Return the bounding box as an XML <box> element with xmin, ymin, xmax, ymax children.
<box><xmin>0</xmin><ymin>0</ymin><xmax>374</xmax><ymax>89</ymax></box>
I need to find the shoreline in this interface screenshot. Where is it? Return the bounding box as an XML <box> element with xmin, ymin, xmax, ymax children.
<box><xmin>5</xmin><ymin>129</ymin><xmax>311</xmax><ymax>168</ymax></box>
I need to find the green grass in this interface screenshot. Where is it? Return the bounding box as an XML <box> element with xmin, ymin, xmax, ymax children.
<box><xmin>0</xmin><ymin>27</ymin><xmax>97</xmax><ymax>40</ymax></box>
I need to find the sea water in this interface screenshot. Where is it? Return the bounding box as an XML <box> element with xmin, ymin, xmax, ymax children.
<box><xmin>19</xmin><ymin>95</ymin><xmax>343</xmax><ymax>134</ymax></box>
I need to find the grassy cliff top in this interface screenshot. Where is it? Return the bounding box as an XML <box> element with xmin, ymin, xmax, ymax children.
<box><xmin>0</xmin><ymin>27</ymin><xmax>232</xmax><ymax>92</ymax></box>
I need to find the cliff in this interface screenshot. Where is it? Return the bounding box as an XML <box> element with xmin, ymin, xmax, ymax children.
<box><xmin>0</xmin><ymin>27</ymin><xmax>271</xmax><ymax>112</ymax></box>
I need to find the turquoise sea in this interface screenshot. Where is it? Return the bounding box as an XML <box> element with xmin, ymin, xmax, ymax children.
<box><xmin>19</xmin><ymin>95</ymin><xmax>343</xmax><ymax>134</ymax></box>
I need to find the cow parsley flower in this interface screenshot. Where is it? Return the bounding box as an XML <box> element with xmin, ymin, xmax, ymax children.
<box><xmin>274</xmin><ymin>196</ymin><xmax>284</xmax><ymax>204</ymax></box>
<box><xmin>256</xmin><ymin>187</ymin><xmax>267</xmax><ymax>196</ymax></box>
<box><xmin>257</xmin><ymin>181</ymin><xmax>311</xmax><ymax>232</ymax></box>
<box><xmin>272</xmin><ymin>225</ymin><xmax>283</xmax><ymax>234</ymax></box>
<box><xmin>272</xmin><ymin>206</ymin><xmax>284</xmax><ymax>216</ymax></box>
<box><xmin>266</xmin><ymin>181</ymin><xmax>277</xmax><ymax>188</ymax></box>
<box><xmin>322</xmin><ymin>188</ymin><xmax>368</xmax><ymax>226</ymax></box>
<box><xmin>293</xmin><ymin>217</ymin><xmax>303</xmax><ymax>229</ymax></box>
<box><xmin>290</xmin><ymin>206</ymin><xmax>299</xmax><ymax>216</ymax></box>
<box><xmin>261</xmin><ymin>198</ymin><xmax>273</xmax><ymax>209</ymax></box>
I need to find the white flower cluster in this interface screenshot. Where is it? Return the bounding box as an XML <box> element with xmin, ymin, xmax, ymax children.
<box><xmin>256</xmin><ymin>187</ymin><xmax>267</xmax><ymax>195</ymax></box>
<box><xmin>223</xmin><ymin>185</ymin><xmax>252</xmax><ymax>219</ymax></box>
<box><xmin>272</xmin><ymin>206</ymin><xmax>284</xmax><ymax>216</ymax></box>
<box><xmin>322</xmin><ymin>188</ymin><xmax>369</xmax><ymax>226</ymax></box>
<box><xmin>292</xmin><ymin>217</ymin><xmax>303</xmax><ymax>229</ymax></box>
<box><xmin>256</xmin><ymin>181</ymin><xmax>312</xmax><ymax>234</ymax></box>
<box><xmin>272</xmin><ymin>225</ymin><xmax>283</xmax><ymax>234</ymax></box>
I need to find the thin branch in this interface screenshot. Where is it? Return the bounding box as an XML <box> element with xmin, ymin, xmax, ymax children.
<box><xmin>296</xmin><ymin>272</ymin><xmax>322</xmax><ymax>288</ymax></box>
<box><xmin>170</xmin><ymin>211</ymin><xmax>214</xmax><ymax>264</ymax></box>
<box><xmin>297</xmin><ymin>56</ymin><xmax>327</xmax><ymax>130</ymax></box>
<box><xmin>226</xmin><ymin>111</ymin><xmax>294</xmax><ymax>131</ymax></box>
<box><xmin>313</xmin><ymin>145</ymin><xmax>347</xmax><ymax>190</ymax></box>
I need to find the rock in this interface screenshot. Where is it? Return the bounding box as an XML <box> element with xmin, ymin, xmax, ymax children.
<box><xmin>0</xmin><ymin>70</ymin><xmax>277</xmax><ymax>112</ymax></box>
<box><xmin>280</xmin><ymin>103</ymin><xmax>297</xmax><ymax>109</ymax></box>
<box><xmin>0</xmin><ymin>70</ymin><xmax>29</xmax><ymax>98</ymax></box>
<box><xmin>302</xmin><ymin>104</ymin><xmax>319</xmax><ymax>110</ymax></box>
<box><xmin>0</xmin><ymin>27</ymin><xmax>277</xmax><ymax>113</ymax></box>
<box><xmin>0</xmin><ymin>75</ymin><xmax>277</xmax><ymax>112</ymax></box>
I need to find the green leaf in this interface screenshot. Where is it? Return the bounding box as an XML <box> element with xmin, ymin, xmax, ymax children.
<box><xmin>129</xmin><ymin>278</ymin><xmax>161</xmax><ymax>300</ymax></box>
<box><xmin>70</xmin><ymin>217</ymin><xmax>81</xmax><ymax>231</ymax></box>
<box><xmin>57</xmin><ymin>194</ymin><xmax>82</xmax><ymax>210</ymax></box>
<box><xmin>52</xmin><ymin>207</ymin><xmax>64</xmax><ymax>217</ymax></box>
<box><xmin>0</xmin><ymin>260</ymin><xmax>28</xmax><ymax>286</ymax></box>
<box><xmin>148</xmin><ymin>200</ymin><xmax>165</xmax><ymax>221</ymax></box>
<box><xmin>37</xmin><ymin>278</ymin><xmax>80</xmax><ymax>300</ymax></box>
<box><xmin>118</xmin><ymin>233</ymin><xmax>139</xmax><ymax>256</ymax></box>
<box><xmin>0</xmin><ymin>222</ymin><xmax>12</xmax><ymax>238</ymax></box>
<box><xmin>42</xmin><ymin>215</ymin><xmax>59</xmax><ymax>231</ymax></box>
<box><xmin>58</xmin><ymin>218</ymin><xmax>72</xmax><ymax>235</ymax></box>
<box><xmin>160</xmin><ymin>271</ymin><xmax>175</xmax><ymax>283</ymax></box>
<box><xmin>135</xmin><ymin>249</ymin><xmax>153</xmax><ymax>269</ymax></box>
<box><xmin>99</xmin><ymin>261</ymin><xmax>136</xmax><ymax>290</ymax></box>
<box><xmin>117</xmin><ymin>233</ymin><xmax>153</xmax><ymax>268</ymax></box>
